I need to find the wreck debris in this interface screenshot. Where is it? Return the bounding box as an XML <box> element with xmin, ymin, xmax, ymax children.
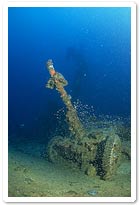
<box><xmin>46</xmin><ymin>59</ymin><xmax>86</xmax><ymax>140</ymax></box>
<box><xmin>45</xmin><ymin>59</ymin><xmax>123</xmax><ymax>180</ymax></box>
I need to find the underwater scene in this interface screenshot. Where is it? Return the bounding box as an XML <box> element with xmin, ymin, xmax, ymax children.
<box><xmin>8</xmin><ymin>7</ymin><xmax>131</xmax><ymax>197</ymax></box>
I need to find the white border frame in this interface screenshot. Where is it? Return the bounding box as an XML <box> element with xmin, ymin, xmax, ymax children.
<box><xmin>2</xmin><ymin>1</ymin><xmax>136</xmax><ymax>203</ymax></box>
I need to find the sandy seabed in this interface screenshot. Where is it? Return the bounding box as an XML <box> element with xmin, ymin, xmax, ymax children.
<box><xmin>8</xmin><ymin>144</ymin><xmax>131</xmax><ymax>197</ymax></box>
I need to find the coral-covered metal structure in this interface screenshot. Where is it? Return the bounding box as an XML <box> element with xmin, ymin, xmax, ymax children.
<box><xmin>45</xmin><ymin>59</ymin><xmax>122</xmax><ymax>180</ymax></box>
<box><xmin>46</xmin><ymin>59</ymin><xmax>86</xmax><ymax>140</ymax></box>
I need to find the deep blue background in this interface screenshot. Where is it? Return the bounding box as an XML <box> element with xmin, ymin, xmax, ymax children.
<box><xmin>8</xmin><ymin>7</ymin><xmax>131</xmax><ymax>139</ymax></box>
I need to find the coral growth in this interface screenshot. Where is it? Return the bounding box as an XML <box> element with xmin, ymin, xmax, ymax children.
<box><xmin>46</xmin><ymin>59</ymin><xmax>86</xmax><ymax>140</ymax></box>
<box><xmin>45</xmin><ymin>59</ymin><xmax>123</xmax><ymax>180</ymax></box>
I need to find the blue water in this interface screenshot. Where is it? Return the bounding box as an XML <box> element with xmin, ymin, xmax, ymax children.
<box><xmin>8</xmin><ymin>7</ymin><xmax>131</xmax><ymax>142</ymax></box>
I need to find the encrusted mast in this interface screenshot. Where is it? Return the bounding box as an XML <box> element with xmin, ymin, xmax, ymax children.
<box><xmin>46</xmin><ymin>59</ymin><xmax>86</xmax><ymax>140</ymax></box>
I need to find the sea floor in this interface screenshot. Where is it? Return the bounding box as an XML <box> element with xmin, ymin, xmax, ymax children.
<box><xmin>8</xmin><ymin>140</ymin><xmax>131</xmax><ymax>197</ymax></box>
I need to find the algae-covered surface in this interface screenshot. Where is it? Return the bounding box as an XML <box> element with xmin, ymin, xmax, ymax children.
<box><xmin>8</xmin><ymin>143</ymin><xmax>131</xmax><ymax>197</ymax></box>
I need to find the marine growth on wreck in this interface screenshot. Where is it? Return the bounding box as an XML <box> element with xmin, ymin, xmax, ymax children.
<box><xmin>45</xmin><ymin>59</ymin><xmax>124</xmax><ymax>180</ymax></box>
